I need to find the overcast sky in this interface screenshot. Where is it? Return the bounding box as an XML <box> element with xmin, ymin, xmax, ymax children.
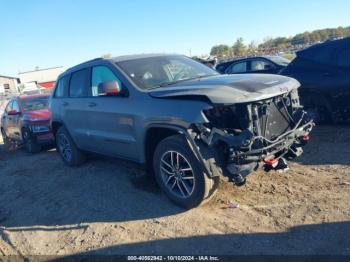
<box><xmin>1</xmin><ymin>0</ymin><xmax>350</xmax><ymax>76</ymax></box>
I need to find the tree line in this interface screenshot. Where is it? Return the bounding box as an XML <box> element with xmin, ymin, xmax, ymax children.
<box><xmin>210</xmin><ymin>26</ymin><xmax>350</xmax><ymax>58</ymax></box>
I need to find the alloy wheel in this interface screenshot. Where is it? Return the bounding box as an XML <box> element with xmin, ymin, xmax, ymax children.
<box><xmin>160</xmin><ymin>150</ymin><xmax>195</xmax><ymax>198</ymax></box>
<box><xmin>58</xmin><ymin>133</ymin><xmax>73</xmax><ymax>162</ymax></box>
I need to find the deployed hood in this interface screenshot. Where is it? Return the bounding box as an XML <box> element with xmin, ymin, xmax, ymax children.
<box><xmin>148</xmin><ymin>74</ymin><xmax>300</xmax><ymax>104</ymax></box>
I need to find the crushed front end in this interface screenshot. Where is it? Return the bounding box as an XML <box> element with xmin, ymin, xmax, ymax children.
<box><xmin>193</xmin><ymin>89</ymin><xmax>314</xmax><ymax>186</ymax></box>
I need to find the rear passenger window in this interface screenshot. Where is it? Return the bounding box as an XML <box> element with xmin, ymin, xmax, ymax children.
<box><xmin>91</xmin><ymin>66</ymin><xmax>121</xmax><ymax>96</ymax></box>
<box><xmin>54</xmin><ymin>76</ymin><xmax>69</xmax><ymax>98</ymax></box>
<box><xmin>226</xmin><ymin>62</ymin><xmax>247</xmax><ymax>73</ymax></box>
<box><xmin>69</xmin><ymin>69</ymin><xmax>89</xmax><ymax>97</ymax></box>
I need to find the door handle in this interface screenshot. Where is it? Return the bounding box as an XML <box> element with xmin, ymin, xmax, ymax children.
<box><xmin>88</xmin><ymin>102</ymin><xmax>97</xmax><ymax>107</ymax></box>
<box><xmin>62</xmin><ymin>101</ymin><xmax>69</xmax><ymax>106</ymax></box>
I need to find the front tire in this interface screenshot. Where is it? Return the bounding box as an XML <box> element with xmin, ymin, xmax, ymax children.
<box><xmin>56</xmin><ymin>126</ymin><xmax>86</xmax><ymax>166</ymax></box>
<box><xmin>1</xmin><ymin>128</ymin><xmax>11</xmax><ymax>151</ymax></box>
<box><xmin>153</xmin><ymin>135</ymin><xmax>218</xmax><ymax>209</ymax></box>
<box><xmin>22</xmin><ymin>128</ymin><xmax>41</xmax><ymax>153</ymax></box>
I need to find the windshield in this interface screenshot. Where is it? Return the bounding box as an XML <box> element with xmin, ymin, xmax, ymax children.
<box><xmin>22</xmin><ymin>97</ymin><xmax>49</xmax><ymax>112</ymax></box>
<box><xmin>117</xmin><ymin>55</ymin><xmax>218</xmax><ymax>90</ymax></box>
<box><xmin>267</xmin><ymin>56</ymin><xmax>291</xmax><ymax>66</ymax></box>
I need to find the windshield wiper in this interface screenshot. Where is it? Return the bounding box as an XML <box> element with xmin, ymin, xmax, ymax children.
<box><xmin>149</xmin><ymin>74</ymin><xmax>218</xmax><ymax>90</ymax></box>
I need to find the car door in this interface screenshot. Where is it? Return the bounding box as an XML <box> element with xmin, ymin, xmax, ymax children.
<box><xmin>50</xmin><ymin>74</ymin><xmax>70</xmax><ymax>128</ymax></box>
<box><xmin>330</xmin><ymin>48</ymin><xmax>350</xmax><ymax>120</ymax></box>
<box><xmin>86</xmin><ymin>65</ymin><xmax>138</xmax><ymax>160</ymax></box>
<box><xmin>2</xmin><ymin>100</ymin><xmax>13</xmax><ymax>137</ymax></box>
<box><xmin>61</xmin><ymin>68</ymin><xmax>92</xmax><ymax>150</ymax></box>
<box><xmin>10</xmin><ymin>99</ymin><xmax>22</xmax><ymax>140</ymax></box>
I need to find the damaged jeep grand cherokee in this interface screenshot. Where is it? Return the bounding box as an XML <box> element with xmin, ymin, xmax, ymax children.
<box><xmin>50</xmin><ymin>54</ymin><xmax>313</xmax><ymax>209</ymax></box>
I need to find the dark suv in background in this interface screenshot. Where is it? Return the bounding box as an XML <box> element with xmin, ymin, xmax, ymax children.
<box><xmin>280</xmin><ymin>37</ymin><xmax>350</xmax><ymax>123</ymax></box>
<box><xmin>50</xmin><ymin>54</ymin><xmax>313</xmax><ymax>208</ymax></box>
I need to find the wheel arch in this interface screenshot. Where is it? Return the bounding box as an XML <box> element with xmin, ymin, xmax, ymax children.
<box><xmin>299</xmin><ymin>89</ymin><xmax>335</xmax><ymax>122</ymax></box>
<box><xmin>143</xmin><ymin>124</ymin><xmax>214</xmax><ymax>178</ymax></box>
<box><xmin>299</xmin><ymin>90</ymin><xmax>332</xmax><ymax>108</ymax></box>
<box><xmin>51</xmin><ymin>120</ymin><xmax>64</xmax><ymax>137</ymax></box>
<box><xmin>51</xmin><ymin>120</ymin><xmax>80</xmax><ymax>148</ymax></box>
<box><xmin>20</xmin><ymin>120</ymin><xmax>31</xmax><ymax>138</ymax></box>
<box><xmin>144</xmin><ymin>125</ymin><xmax>183</xmax><ymax>173</ymax></box>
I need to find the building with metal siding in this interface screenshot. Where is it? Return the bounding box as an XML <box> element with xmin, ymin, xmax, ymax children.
<box><xmin>0</xmin><ymin>75</ymin><xmax>20</xmax><ymax>94</ymax></box>
<box><xmin>18</xmin><ymin>66</ymin><xmax>64</xmax><ymax>89</ymax></box>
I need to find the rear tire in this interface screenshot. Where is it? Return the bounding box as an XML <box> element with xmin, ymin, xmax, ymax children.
<box><xmin>56</xmin><ymin>126</ymin><xmax>86</xmax><ymax>166</ymax></box>
<box><xmin>153</xmin><ymin>134</ymin><xmax>218</xmax><ymax>209</ymax></box>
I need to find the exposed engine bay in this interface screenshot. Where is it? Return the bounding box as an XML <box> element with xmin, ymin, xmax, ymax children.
<box><xmin>192</xmin><ymin>89</ymin><xmax>314</xmax><ymax>186</ymax></box>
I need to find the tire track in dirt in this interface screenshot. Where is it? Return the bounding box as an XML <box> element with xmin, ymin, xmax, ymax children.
<box><xmin>0</xmin><ymin>126</ymin><xmax>349</xmax><ymax>255</ymax></box>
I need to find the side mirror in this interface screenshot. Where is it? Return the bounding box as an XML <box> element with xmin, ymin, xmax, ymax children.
<box><xmin>97</xmin><ymin>81</ymin><xmax>121</xmax><ymax>96</ymax></box>
<box><xmin>8</xmin><ymin>109</ymin><xmax>19</xmax><ymax>115</ymax></box>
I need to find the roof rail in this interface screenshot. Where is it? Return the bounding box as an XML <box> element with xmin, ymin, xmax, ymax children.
<box><xmin>80</xmin><ymin>57</ymin><xmax>104</xmax><ymax>65</ymax></box>
<box><xmin>66</xmin><ymin>58</ymin><xmax>104</xmax><ymax>72</ymax></box>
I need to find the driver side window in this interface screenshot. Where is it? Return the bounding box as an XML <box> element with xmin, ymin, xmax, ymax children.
<box><xmin>91</xmin><ymin>66</ymin><xmax>121</xmax><ymax>96</ymax></box>
<box><xmin>250</xmin><ymin>60</ymin><xmax>273</xmax><ymax>71</ymax></box>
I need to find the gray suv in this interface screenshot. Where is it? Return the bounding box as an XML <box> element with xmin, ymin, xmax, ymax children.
<box><xmin>50</xmin><ymin>54</ymin><xmax>313</xmax><ymax>208</ymax></box>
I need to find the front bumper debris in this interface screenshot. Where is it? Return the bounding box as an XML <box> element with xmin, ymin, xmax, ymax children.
<box><xmin>226</xmin><ymin>118</ymin><xmax>313</xmax><ymax>185</ymax></box>
<box><xmin>193</xmin><ymin>105</ymin><xmax>314</xmax><ymax>186</ymax></box>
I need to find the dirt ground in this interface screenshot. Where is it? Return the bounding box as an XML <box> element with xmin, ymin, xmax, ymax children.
<box><xmin>0</xmin><ymin>125</ymin><xmax>349</xmax><ymax>257</ymax></box>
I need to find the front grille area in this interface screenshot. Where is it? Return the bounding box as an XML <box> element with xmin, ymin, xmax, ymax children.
<box><xmin>254</xmin><ymin>96</ymin><xmax>293</xmax><ymax>140</ymax></box>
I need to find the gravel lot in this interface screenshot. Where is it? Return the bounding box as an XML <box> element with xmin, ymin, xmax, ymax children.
<box><xmin>0</xmin><ymin>125</ymin><xmax>349</xmax><ymax>257</ymax></box>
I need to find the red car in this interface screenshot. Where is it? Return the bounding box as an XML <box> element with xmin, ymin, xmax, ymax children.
<box><xmin>1</xmin><ymin>94</ymin><xmax>54</xmax><ymax>152</ymax></box>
